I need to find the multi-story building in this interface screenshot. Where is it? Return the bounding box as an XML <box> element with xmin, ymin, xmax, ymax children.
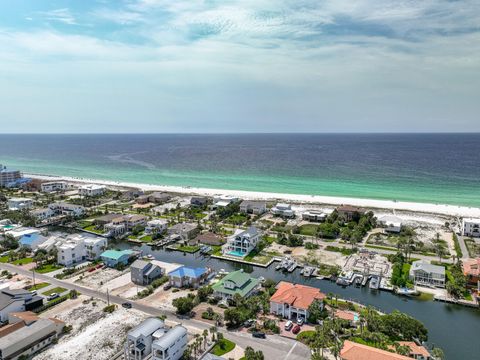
<box><xmin>463</xmin><ymin>218</ymin><xmax>480</xmax><ymax>237</ymax></box>
<box><xmin>212</xmin><ymin>269</ymin><xmax>260</xmax><ymax>300</ymax></box>
<box><xmin>41</xmin><ymin>181</ymin><xmax>68</xmax><ymax>192</ymax></box>
<box><xmin>239</xmin><ymin>201</ymin><xmax>267</xmax><ymax>215</ymax></box>
<box><xmin>409</xmin><ymin>260</ymin><xmax>445</xmax><ymax>288</ymax></box>
<box><xmin>223</xmin><ymin>227</ymin><xmax>260</xmax><ymax>258</ymax></box>
<box><xmin>125</xmin><ymin>318</ymin><xmax>165</xmax><ymax>360</ymax></box>
<box><xmin>145</xmin><ymin>219</ymin><xmax>168</xmax><ymax>235</ymax></box>
<box><xmin>57</xmin><ymin>239</ymin><xmax>85</xmax><ymax>267</ymax></box>
<box><xmin>7</xmin><ymin>198</ymin><xmax>33</xmax><ymax>211</ymax></box>
<box><xmin>79</xmin><ymin>184</ymin><xmax>106</xmax><ymax>197</ymax></box>
<box><xmin>302</xmin><ymin>210</ymin><xmax>327</xmax><ymax>222</ymax></box>
<box><xmin>378</xmin><ymin>215</ymin><xmax>403</xmax><ymax>233</ymax></box>
<box><xmin>48</xmin><ymin>202</ymin><xmax>85</xmax><ymax>217</ymax></box>
<box><xmin>336</xmin><ymin>205</ymin><xmax>365</xmax><ymax>222</ymax></box>
<box><xmin>152</xmin><ymin>326</ymin><xmax>188</xmax><ymax>360</ymax></box>
<box><xmin>84</xmin><ymin>236</ymin><xmax>108</xmax><ymax>260</ymax></box>
<box><xmin>271</xmin><ymin>203</ymin><xmax>295</xmax><ymax>218</ymax></box>
<box><xmin>0</xmin><ymin>165</ymin><xmax>22</xmax><ymax>187</ymax></box>
<box><xmin>0</xmin><ymin>289</ymin><xmax>43</xmax><ymax>323</ymax></box>
<box><xmin>168</xmin><ymin>223</ymin><xmax>199</xmax><ymax>241</ymax></box>
<box><xmin>131</xmin><ymin>260</ymin><xmax>163</xmax><ymax>286</ymax></box>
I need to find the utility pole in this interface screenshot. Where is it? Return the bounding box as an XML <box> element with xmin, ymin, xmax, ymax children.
<box><xmin>107</xmin><ymin>288</ymin><xmax>110</xmax><ymax>306</ymax></box>
<box><xmin>32</xmin><ymin>269</ymin><xmax>36</xmax><ymax>288</ymax></box>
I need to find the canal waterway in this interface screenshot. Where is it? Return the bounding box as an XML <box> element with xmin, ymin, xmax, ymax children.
<box><xmin>120</xmin><ymin>243</ymin><xmax>480</xmax><ymax>359</ymax></box>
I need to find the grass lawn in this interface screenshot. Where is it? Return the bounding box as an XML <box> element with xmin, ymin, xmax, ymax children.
<box><xmin>226</xmin><ymin>213</ymin><xmax>248</xmax><ymax>225</ymax></box>
<box><xmin>211</xmin><ymin>339</ymin><xmax>236</xmax><ymax>356</ymax></box>
<box><xmin>83</xmin><ymin>225</ymin><xmax>104</xmax><ymax>234</ymax></box>
<box><xmin>36</xmin><ymin>263</ymin><xmax>63</xmax><ymax>273</ymax></box>
<box><xmin>0</xmin><ymin>256</ymin><xmax>9</xmax><ymax>263</ymax></box>
<box><xmin>42</xmin><ymin>287</ymin><xmax>67</xmax><ymax>296</ymax></box>
<box><xmin>325</xmin><ymin>245</ymin><xmax>356</xmax><ymax>256</ymax></box>
<box><xmin>29</xmin><ymin>282</ymin><xmax>50</xmax><ymax>291</ymax></box>
<box><xmin>175</xmin><ymin>245</ymin><xmax>200</xmax><ymax>253</ymax></box>
<box><xmin>12</xmin><ymin>257</ymin><xmax>34</xmax><ymax>265</ymax></box>
<box><xmin>243</xmin><ymin>251</ymin><xmax>273</xmax><ymax>265</ymax></box>
<box><xmin>139</xmin><ymin>235</ymin><xmax>153</xmax><ymax>243</ymax></box>
<box><xmin>299</xmin><ymin>224</ymin><xmax>319</xmax><ymax>236</ymax></box>
<box><xmin>210</xmin><ymin>245</ymin><xmax>223</xmax><ymax>256</ymax></box>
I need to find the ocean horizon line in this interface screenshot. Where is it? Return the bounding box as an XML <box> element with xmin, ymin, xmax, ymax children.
<box><xmin>2</xmin><ymin>131</ymin><xmax>480</xmax><ymax>135</ymax></box>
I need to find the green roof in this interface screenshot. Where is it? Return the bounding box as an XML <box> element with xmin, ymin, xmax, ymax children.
<box><xmin>212</xmin><ymin>270</ymin><xmax>260</xmax><ymax>297</ymax></box>
<box><xmin>100</xmin><ymin>249</ymin><xmax>134</xmax><ymax>260</ymax></box>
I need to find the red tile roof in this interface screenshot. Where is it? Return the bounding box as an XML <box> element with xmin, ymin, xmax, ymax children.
<box><xmin>335</xmin><ymin>309</ymin><xmax>356</xmax><ymax>322</ymax></box>
<box><xmin>270</xmin><ymin>281</ymin><xmax>325</xmax><ymax>310</ymax></box>
<box><xmin>341</xmin><ymin>341</ymin><xmax>412</xmax><ymax>360</ymax></box>
<box><xmin>397</xmin><ymin>341</ymin><xmax>431</xmax><ymax>357</ymax></box>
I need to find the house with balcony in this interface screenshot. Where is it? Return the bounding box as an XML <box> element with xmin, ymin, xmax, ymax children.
<box><xmin>167</xmin><ymin>266</ymin><xmax>209</xmax><ymax>288</ymax></box>
<box><xmin>270</xmin><ymin>281</ymin><xmax>325</xmax><ymax>323</ymax></box>
<box><xmin>239</xmin><ymin>201</ymin><xmax>267</xmax><ymax>215</ymax></box>
<box><xmin>409</xmin><ymin>260</ymin><xmax>445</xmax><ymax>288</ymax></box>
<box><xmin>41</xmin><ymin>181</ymin><xmax>68</xmax><ymax>192</ymax></box>
<box><xmin>271</xmin><ymin>203</ymin><xmax>295</xmax><ymax>218</ymax></box>
<box><xmin>145</xmin><ymin>219</ymin><xmax>168</xmax><ymax>235</ymax></box>
<box><xmin>101</xmin><ymin>249</ymin><xmax>137</xmax><ymax>268</ymax></box>
<box><xmin>463</xmin><ymin>218</ymin><xmax>480</xmax><ymax>237</ymax></box>
<box><xmin>7</xmin><ymin>198</ymin><xmax>33</xmax><ymax>211</ymax></box>
<box><xmin>79</xmin><ymin>184</ymin><xmax>106</xmax><ymax>197</ymax></box>
<box><xmin>168</xmin><ymin>223</ymin><xmax>199</xmax><ymax>241</ymax></box>
<box><xmin>223</xmin><ymin>227</ymin><xmax>260</xmax><ymax>258</ymax></box>
<box><xmin>125</xmin><ymin>318</ymin><xmax>165</xmax><ymax>360</ymax></box>
<box><xmin>131</xmin><ymin>260</ymin><xmax>164</xmax><ymax>286</ymax></box>
<box><xmin>212</xmin><ymin>270</ymin><xmax>260</xmax><ymax>300</ymax></box>
<box><xmin>302</xmin><ymin>210</ymin><xmax>327</xmax><ymax>222</ymax></box>
<box><xmin>152</xmin><ymin>325</ymin><xmax>187</xmax><ymax>360</ymax></box>
<box><xmin>378</xmin><ymin>215</ymin><xmax>403</xmax><ymax>233</ymax></box>
<box><xmin>48</xmin><ymin>202</ymin><xmax>85</xmax><ymax>217</ymax></box>
<box><xmin>0</xmin><ymin>289</ymin><xmax>44</xmax><ymax>323</ymax></box>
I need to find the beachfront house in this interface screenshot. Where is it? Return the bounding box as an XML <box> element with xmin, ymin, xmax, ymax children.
<box><xmin>271</xmin><ymin>203</ymin><xmax>295</xmax><ymax>218</ymax></box>
<box><xmin>239</xmin><ymin>201</ymin><xmax>267</xmax><ymax>215</ymax></box>
<box><xmin>79</xmin><ymin>184</ymin><xmax>106</xmax><ymax>197</ymax></box>
<box><xmin>269</xmin><ymin>281</ymin><xmax>325</xmax><ymax>323</ymax></box>
<box><xmin>101</xmin><ymin>249</ymin><xmax>136</xmax><ymax>268</ymax></box>
<box><xmin>168</xmin><ymin>223</ymin><xmax>199</xmax><ymax>241</ymax></box>
<box><xmin>41</xmin><ymin>181</ymin><xmax>68</xmax><ymax>192</ymax></box>
<box><xmin>463</xmin><ymin>218</ymin><xmax>480</xmax><ymax>237</ymax></box>
<box><xmin>212</xmin><ymin>195</ymin><xmax>238</xmax><ymax>209</ymax></box>
<box><xmin>336</xmin><ymin>205</ymin><xmax>365</xmax><ymax>222</ymax></box>
<box><xmin>151</xmin><ymin>325</ymin><xmax>188</xmax><ymax>360</ymax></box>
<box><xmin>48</xmin><ymin>202</ymin><xmax>85</xmax><ymax>217</ymax></box>
<box><xmin>212</xmin><ymin>269</ymin><xmax>260</xmax><ymax>300</ymax></box>
<box><xmin>302</xmin><ymin>210</ymin><xmax>327</xmax><ymax>222</ymax></box>
<box><xmin>409</xmin><ymin>260</ymin><xmax>445</xmax><ymax>288</ymax></box>
<box><xmin>378</xmin><ymin>215</ymin><xmax>403</xmax><ymax>233</ymax></box>
<box><xmin>125</xmin><ymin>318</ymin><xmax>165</xmax><ymax>360</ymax></box>
<box><xmin>0</xmin><ymin>165</ymin><xmax>22</xmax><ymax>187</ymax></box>
<box><xmin>0</xmin><ymin>289</ymin><xmax>44</xmax><ymax>323</ymax></box>
<box><xmin>0</xmin><ymin>312</ymin><xmax>64</xmax><ymax>359</ymax></box>
<box><xmin>190</xmin><ymin>196</ymin><xmax>208</xmax><ymax>207</ymax></box>
<box><xmin>167</xmin><ymin>266</ymin><xmax>209</xmax><ymax>288</ymax></box>
<box><xmin>223</xmin><ymin>227</ymin><xmax>260</xmax><ymax>258</ymax></box>
<box><xmin>131</xmin><ymin>260</ymin><xmax>164</xmax><ymax>286</ymax></box>
<box><xmin>19</xmin><ymin>233</ymin><xmax>48</xmax><ymax>251</ymax></box>
<box><xmin>7</xmin><ymin>198</ymin><xmax>33</xmax><ymax>211</ymax></box>
<box><xmin>145</xmin><ymin>219</ymin><xmax>168</xmax><ymax>235</ymax></box>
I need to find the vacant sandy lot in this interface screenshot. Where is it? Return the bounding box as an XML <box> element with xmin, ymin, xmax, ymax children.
<box><xmin>138</xmin><ymin>287</ymin><xmax>194</xmax><ymax>311</ymax></box>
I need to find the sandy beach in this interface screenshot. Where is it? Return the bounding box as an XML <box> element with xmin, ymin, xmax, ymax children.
<box><xmin>26</xmin><ymin>172</ymin><xmax>480</xmax><ymax>218</ymax></box>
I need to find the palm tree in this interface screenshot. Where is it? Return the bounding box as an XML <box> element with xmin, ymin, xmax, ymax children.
<box><xmin>202</xmin><ymin>329</ymin><xmax>208</xmax><ymax>349</ymax></box>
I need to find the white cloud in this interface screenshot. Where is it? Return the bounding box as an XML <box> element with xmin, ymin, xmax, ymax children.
<box><xmin>36</xmin><ymin>8</ymin><xmax>77</xmax><ymax>25</ymax></box>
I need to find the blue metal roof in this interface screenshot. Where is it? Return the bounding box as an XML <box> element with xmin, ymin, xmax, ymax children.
<box><xmin>168</xmin><ymin>266</ymin><xmax>206</xmax><ymax>279</ymax></box>
<box><xmin>20</xmin><ymin>233</ymin><xmax>39</xmax><ymax>245</ymax></box>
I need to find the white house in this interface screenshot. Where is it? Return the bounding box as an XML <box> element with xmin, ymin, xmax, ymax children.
<box><xmin>84</xmin><ymin>236</ymin><xmax>108</xmax><ymax>260</ymax></box>
<box><xmin>79</xmin><ymin>184</ymin><xmax>106</xmax><ymax>197</ymax></box>
<box><xmin>409</xmin><ymin>260</ymin><xmax>445</xmax><ymax>288</ymax></box>
<box><xmin>212</xmin><ymin>195</ymin><xmax>238</xmax><ymax>208</ymax></box>
<box><xmin>239</xmin><ymin>201</ymin><xmax>267</xmax><ymax>215</ymax></box>
<box><xmin>152</xmin><ymin>326</ymin><xmax>188</xmax><ymax>360</ymax></box>
<box><xmin>378</xmin><ymin>215</ymin><xmax>403</xmax><ymax>233</ymax></box>
<box><xmin>7</xmin><ymin>198</ymin><xmax>33</xmax><ymax>211</ymax></box>
<box><xmin>125</xmin><ymin>318</ymin><xmax>165</xmax><ymax>360</ymax></box>
<box><xmin>271</xmin><ymin>203</ymin><xmax>295</xmax><ymax>218</ymax></box>
<box><xmin>223</xmin><ymin>227</ymin><xmax>260</xmax><ymax>258</ymax></box>
<box><xmin>41</xmin><ymin>181</ymin><xmax>68</xmax><ymax>192</ymax></box>
<box><xmin>4</xmin><ymin>227</ymin><xmax>40</xmax><ymax>240</ymax></box>
<box><xmin>302</xmin><ymin>210</ymin><xmax>327</xmax><ymax>222</ymax></box>
<box><xmin>145</xmin><ymin>219</ymin><xmax>168</xmax><ymax>234</ymax></box>
<box><xmin>56</xmin><ymin>234</ymin><xmax>106</xmax><ymax>266</ymax></box>
<box><xmin>31</xmin><ymin>208</ymin><xmax>55</xmax><ymax>221</ymax></box>
<box><xmin>463</xmin><ymin>218</ymin><xmax>480</xmax><ymax>237</ymax></box>
<box><xmin>48</xmin><ymin>202</ymin><xmax>85</xmax><ymax>217</ymax></box>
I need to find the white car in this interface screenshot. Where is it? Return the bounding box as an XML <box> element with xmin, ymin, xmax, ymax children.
<box><xmin>284</xmin><ymin>320</ymin><xmax>293</xmax><ymax>331</ymax></box>
<box><xmin>297</xmin><ymin>317</ymin><xmax>304</xmax><ymax>325</ymax></box>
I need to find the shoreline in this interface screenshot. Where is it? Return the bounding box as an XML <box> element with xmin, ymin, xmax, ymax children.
<box><xmin>25</xmin><ymin>172</ymin><xmax>480</xmax><ymax>218</ymax></box>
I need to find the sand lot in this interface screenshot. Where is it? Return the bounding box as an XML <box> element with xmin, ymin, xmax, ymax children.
<box><xmin>35</xmin><ymin>295</ymin><xmax>147</xmax><ymax>360</ymax></box>
<box><xmin>138</xmin><ymin>287</ymin><xmax>194</xmax><ymax>311</ymax></box>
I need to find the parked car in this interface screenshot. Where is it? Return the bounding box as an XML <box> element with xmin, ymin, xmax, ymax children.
<box><xmin>252</xmin><ymin>332</ymin><xmax>266</xmax><ymax>339</ymax></box>
<box><xmin>163</xmin><ymin>284</ymin><xmax>172</xmax><ymax>291</ymax></box>
<box><xmin>30</xmin><ymin>290</ymin><xmax>37</xmax><ymax>296</ymax></box>
<box><xmin>243</xmin><ymin>319</ymin><xmax>255</xmax><ymax>328</ymax></box>
<box><xmin>47</xmin><ymin>293</ymin><xmax>59</xmax><ymax>301</ymax></box>
<box><xmin>284</xmin><ymin>320</ymin><xmax>293</xmax><ymax>331</ymax></box>
<box><xmin>297</xmin><ymin>317</ymin><xmax>304</xmax><ymax>325</ymax></box>
<box><xmin>122</xmin><ymin>302</ymin><xmax>132</xmax><ymax>309</ymax></box>
<box><xmin>292</xmin><ymin>325</ymin><xmax>301</xmax><ymax>334</ymax></box>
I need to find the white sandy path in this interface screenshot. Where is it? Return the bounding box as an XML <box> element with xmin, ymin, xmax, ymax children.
<box><xmin>27</xmin><ymin>173</ymin><xmax>480</xmax><ymax>218</ymax></box>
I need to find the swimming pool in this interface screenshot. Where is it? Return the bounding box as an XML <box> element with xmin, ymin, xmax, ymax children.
<box><xmin>227</xmin><ymin>250</ymin><xmax>246</xmax><ymax>257</ymax></box>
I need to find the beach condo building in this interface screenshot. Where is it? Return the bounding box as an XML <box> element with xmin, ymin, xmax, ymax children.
<box><xmin>7</xmin><ymin>198</ymin><xmax>33</xmax><ymax>211</ymax></box>
<box><xmin>168</xmin><ymin>223</ymin><xmax>200</xmax><ymax>241</ymax></box>
<box><xmin>131</xmin><ymin>260</ymin><xmax>163</xmax><ymax>286</ymax></box>
<box><xmin>31</xmin><ymin>207</ymin><xmax>55</xmax><ymax>222</ymax></box>
<box><xmin>40</xmin><ymin>181</ymin><xmax>68</xmax><ymax>192</ymax></box>
<box><xmin>239</xmin><ymin>200</ymin><xmax>267</xmax><ymax>215</ymax></box>
<box><xmin>84</xmin><ymin>236</ymin><xmax>108</xmax><ymax>260</ymax></box>
<box><xmin>48</xmin><ymin>202</ymin><xmax>85</xmax><ymax>217</ymax></box>
<box><xmin>212</xmin><ymin>195</ymin><xmax>239</xmax><ymax>208</ymax></box>
<box><xmin>409</xmin><ymin>260</ymin><xmax>445</xmax><ymax>288</ymax></box>
<box><xmin>341</xmin><ymin>340</ymin><xmax>412</xmax><ymax>360</ymax></box>
<box><xmin>0</xmin><ymin>165</ymin><xmax>22</xmax><ymax>187</ymax></box>
<box><xmin>212</xmin><ymin>269</ymin><xmax>260</xmax><ymax>300</ymax></box>
<box><xmin>378</xmin><ymin>215</ymin><xmax>403</xmax><ymax>233</ymax></box>
<box><xmin>125</xmin><ymin>318</ymin><xmax>165</xmax><ymax>360</ymax></box>
<box><xmin>302</xmin><ymin>210</ymin><xmax>327</xmax><ymax>222</ymax></box>
<box><xmin>167</xmin><ymin>266</ymin><xmax>209</xmax><ymax>288</ymax></box>
<box><xmin>19</xmin><ymin>233</ymin><xmax>48</xmax><ymax>251</ymax></box>
<box><xmin>145</xmin><ymin>219</ymin><xmax>168</xmax><ymax>235</ymax></box>
<box><xmin>463</xmin><ymin>218</ymin><xmax>480</xmax><ymax>237</ymax></box>
<box><xmin>269</xmin><ymin>281</ymin><xmax>325</xmax><ymax>323</ymax></box>
<box><xmin>336</xmin><ymin>205</ymin><xmax>365</xmax><ymax>222</ymax></box>
<box><xmin>79</xmin><ymin>184</ymin><xmax>106</xmax><ymax>197</ymax></box>
<box><xmin>124</xmin><ymin>214</ymin><xmax>148</xmax><ymax>230</ymax></box>
<box><xmin>0</xmin><ymin>312</ymin><xmax>64</xmax><ymax>359</ymax></box>
<box><xmin>152</xmin><ymin>325</ymin><xmax>188</xmax><ymax>360</ymax></box>
<box><xmin>190</xmin><ymin>196</ymin><xmax>208</xmax><ymax>207</ymax></box>
<box><xmin>101</xmin><ymin>249</ymin><xmax>137</xmax><ymax>268</ymax></box>
<box><xmin>271</xmin><ymin>203</ymin><xmax>295</xmax><ymax>218</ymax></box>
<box><xmin>57</xmin><ymin>239</ymin><xmax>86</xmax><ymax>267</ymax></box>
<box><xmin>223</xmin><ymin>227</ymin><xmax>260</xmax><ymax>258</ymax></box>
<box><xmin>462</xmin><ymin>258</ymin><xmax>480</xmax><ymax>291</ymax></box>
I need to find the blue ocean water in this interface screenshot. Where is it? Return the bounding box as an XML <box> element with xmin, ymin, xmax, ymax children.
<box><xmin>0</xmin><ymin>133</ymin><xmax>479</xmax><ymax>207</ymax></box>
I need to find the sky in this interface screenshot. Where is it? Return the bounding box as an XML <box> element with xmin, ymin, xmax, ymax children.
<box><xmin>0</xmin><ymin>0</ymin><xmax>479</xmax><ymax>133</ymax></box>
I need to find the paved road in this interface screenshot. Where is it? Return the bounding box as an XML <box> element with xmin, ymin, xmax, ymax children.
<box><xmin>457</xmin><ymin>235</ymin><xmax>470</xmax><ymax>260</ymax></box>
<box><xmin>0</xmin><ymin>263</ymin><xmax>310</xmax><ymax>360</ymax></box>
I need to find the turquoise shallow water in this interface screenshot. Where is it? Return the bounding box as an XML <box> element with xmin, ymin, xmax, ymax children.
<box><xmin>1</xmin><ymin>133</ymin><xmax>479</xmax><ymax>207</ymax></box>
